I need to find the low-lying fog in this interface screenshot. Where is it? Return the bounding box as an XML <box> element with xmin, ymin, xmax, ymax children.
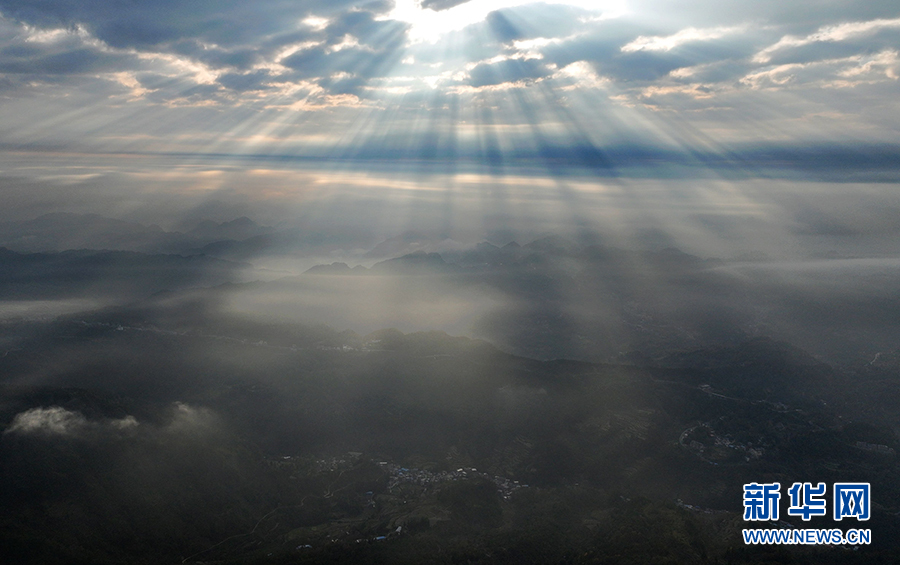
<box><xmin>1</xmin><ymin>160</ymin><xmax>899</xmax><ymax>369</ymax></box>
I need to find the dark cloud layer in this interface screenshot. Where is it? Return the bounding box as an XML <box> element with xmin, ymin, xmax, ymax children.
<box><xmin>627</xmin><ymin>0</ymin><xmax>900</xmax><ymax>30</ymax></box>
<box><xmin>420</xmin><ymin>0</ymin><xmax>472</xmax><ymax>11</ymax></box>
<box><xmin>0</xmin><ymin>0</ymin><xmax>895</xmax><ymax>166</ymax></box>
<box><xmin>467</xmin><ymin>57</ymin><xmax>552</xmax><ymax>87</ymax></box>
<box><xmin>280</xmin><ymin>12</ymin><xmax>409</xmax><ymax>86</ymax></box>
<box><xmin>0</xmin><ymin>0</ymin><xmax>375</xmax><ymax>49</ymax></box>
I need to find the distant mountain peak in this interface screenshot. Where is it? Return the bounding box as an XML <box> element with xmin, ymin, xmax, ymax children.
<box><xmin>364</xmin><ymin>231</ymin><xmax>464</xmax><ymax>259</ymax></box>
<box><xmin>523</xmin><ymin>234</ymin><xmax>578</xmax><ymax>254</ymax></box>
<box><xmin>304</xmin><ymin>262</ymin><xmax>354</xmax><ymax>275</ymax></box>
<box><xmin>186</xmin><ymin>216</ymin><xmax>271</xmax><ymax>241</ymax></box>
<box><xmin>371</xmin><ymin>250</ymin><xmax>453</xmax><ymax>273</ymax></box>
<box><xmin>222</xmin><ymin>216</ymin><xmax>257</xmax><ymax>227</ymax></box>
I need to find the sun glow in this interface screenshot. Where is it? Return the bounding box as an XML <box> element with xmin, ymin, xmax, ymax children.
<box><xmin>384</xmin><ymin>0</ymin><xmax>621</xmax><ymax>43</ymax></box>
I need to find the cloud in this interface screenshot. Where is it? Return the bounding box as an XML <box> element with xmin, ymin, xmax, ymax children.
<box><xmin>467</xmin><ymin>57</ymin><xmax>553</xmax><ymax>87</ymax></box>
<box><xmin>0</xmin><ymin>0</ymin><xmax>896</xmax><ymax>152</ymax></box>
<box><xmin>0</xmin><ymin>0</ymin><xmax>407</xmax><ymax>101</ymax></box>
<box><xmin>4</xmin><ymin>402</ymin><xmax>220</xmax><ymax>439</ymax></box>
<box><xmin>0</xmin><ymin>19</ymin><xmax>140</xmax><ymax>86</ymax></box>
<box><xmin>739</xmin><ymin>50</ymin><xmax>900</xmax><ymax>90</ymax></box>
<box><xmin>0</xmin><ymin>0</ymin><xmax>382</xmax><ymax>51</ymax></box>
<box><xmin>625</xmin><ymin>0</ymin><xmax>900</xmax><ymax>30</ymax></box>
<box><xmin>5</xmin><ymin>406</ymin><xmax>139</xmax><ymax>437</ymax></box>
<box><xmin>0</xmin><ymin>46</ymin><xmax>132</xmax><ymax>75</ymax></box>
<box><xmin>216</xmin><ymin>70</ymin><xmax>278</xmax><ymax>93</ymax></box>
<box><xmin>267</xmin><ymin>11</ymin><xmax>410</xmax><ymax>95</ymax></box>
<box><xmin>6</xmin><ymin>406</ymin><xmax>88</xmax><ymax>435</ymax></box>
<box><xmin>165</xmin><ymin>402</ymin><xmax>220</xmax><ymax>435</ymax></box>
<box><xmin>754</xmin><ymin>17</ymin><xmax>900</xmax><ymax>63</ymax></box>
<box><xmin>420</xmin><ymin>0</ymin><xmax>473</xmax><ymax>11</ymax></box>
<box><xmin>621</xmin><ymin>25</ymin><xmax>746</xmax><ymax>53</ymax></box>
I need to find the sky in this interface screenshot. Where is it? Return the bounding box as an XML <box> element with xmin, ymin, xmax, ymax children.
<box><xmin>4</xmin><ymin>4</ymin><xmax>900</xmax><ymax>556</ymax></box>
<box><xmin>0</xmin><ymin>0</ymin><xmax>898</xmax><ymax>253</ymax></box>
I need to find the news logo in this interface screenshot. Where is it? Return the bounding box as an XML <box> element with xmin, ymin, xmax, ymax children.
<box><xmin>741</xmin><ymin>481</ymin><xmax>872</xmax><ymax>545</ymax></box>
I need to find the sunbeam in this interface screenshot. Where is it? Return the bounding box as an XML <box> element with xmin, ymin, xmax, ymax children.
<box><xmin>2</xmin><ymin>1</ymin><xmax>900</xmax><ymax>563</ymax></box>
